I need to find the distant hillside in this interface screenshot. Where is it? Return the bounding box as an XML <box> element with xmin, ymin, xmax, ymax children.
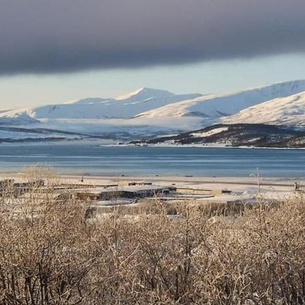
<box><xmin>140</xmin><ymin>124</ymin><xmax>305</xmax><ymax>148</ymax></box>
<box><xmin>137</xmin><ymin>80</ymin><xmax>305</xmax><ymax>122</ymax></box>
<box><xmin>223</xmin><ymin>91</ymin><xmax>305</xmax><ymax>126</ymax></box>
<box><xmin>0</xmin><ymin>88</ymin><xmax>201</xmax><ymax>120</ymax></box>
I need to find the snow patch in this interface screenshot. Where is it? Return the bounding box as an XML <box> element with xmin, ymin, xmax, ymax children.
<box><xmin>191</xmin><ymin>127</ymin><xmax>229</xmax><ymax>138</ymax></box>
<box><xmin>116</xmin><ymin>87</ymin><xmax>173</xmax><ymax>100</ymax></box>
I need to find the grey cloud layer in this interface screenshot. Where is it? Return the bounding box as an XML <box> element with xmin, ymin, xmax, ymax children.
<box><xmin>1</xmin><ymin>0</ymin><xmax>305</xmax><ymax>75</ymax></box>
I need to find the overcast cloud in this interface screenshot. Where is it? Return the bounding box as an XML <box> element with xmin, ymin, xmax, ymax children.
<box><xmin>1</xmin><ymin>0</ymin><xmax>305</xmax><ymax>75</ymax></box>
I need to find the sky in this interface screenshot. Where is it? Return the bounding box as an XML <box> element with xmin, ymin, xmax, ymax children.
<box><xmin>1</xmin><ymin>0</ymin><xmax>305</xmax><ymax>110</ymax></box>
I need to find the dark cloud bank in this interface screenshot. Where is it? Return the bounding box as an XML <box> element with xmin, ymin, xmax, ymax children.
<box><xmin>1</xmin><ymin>0</ymin><xmax>305</xmax><ymax>75</ymax></box>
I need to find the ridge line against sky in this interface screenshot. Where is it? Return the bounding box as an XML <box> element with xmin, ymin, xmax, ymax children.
<box><xmin>1</xmin><ymin>0</ymin><xmax>305</xmax><ymax>109</ymax></box>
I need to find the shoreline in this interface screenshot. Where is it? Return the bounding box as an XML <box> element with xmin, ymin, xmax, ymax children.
<box><xmin>1</xmin><ymin>170</ymin><xmax>304</xmax><ymax>183</ymax></box>
<box><xmin>103</xmin><ymin>142</ymin><xmax>305</xmax><ymax>150</ymax></box>
<box><xmin>1</xmin><ymin>139</ymin><xmax>305</xmax><ymax>150</ymax></box>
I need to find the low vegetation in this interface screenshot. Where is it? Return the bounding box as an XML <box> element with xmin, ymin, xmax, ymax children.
<box><xmin>0</xmin><ymin>171</ymin><xmax>305</xmax><ymax>304</ymax></box>
<box><xmin>140</xmin><ymin>123</ymin><xmax>305</xmax><ymax>148</ymax></box>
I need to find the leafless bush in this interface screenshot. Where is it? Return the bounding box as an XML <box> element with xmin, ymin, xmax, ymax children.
<box><xmin>0</xmin><ymin>169</ymin><xmax>305</xmax><ymax>304</ymax></box>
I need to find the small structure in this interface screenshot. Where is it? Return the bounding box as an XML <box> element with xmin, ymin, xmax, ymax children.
<box><xmin>121</xmin><ymin>186</ymin><xmax>171</xmax><ymax>198</ymax></box>
<box><xmin>176</xmin><ymin>187</ymin><xmax>230</xmax><ymax>196</ymax></box>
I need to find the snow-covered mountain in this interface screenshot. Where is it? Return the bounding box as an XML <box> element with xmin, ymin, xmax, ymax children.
<box><xmin>1</xmin><ymin>80</ymin><xmax>305</xmax><ymax>142</ymax></box>
<box><xmin>6</xmin><ymin>88</ymin><xmax>201</xmax><ymax>120</ymax></box>
<box><xmin>0</xmin><ymin>109</ymin><xmax>40</xmax><ymax>125</ymax></box>
<box><xmin>223</xmin><ymin>91</ymin><xmax>305</xmax><ymax>126</ymax></box>
<box><xmin>137</xmin><ymin>80</ymin><xmax>305</xmax><ymax>121</ymax></box>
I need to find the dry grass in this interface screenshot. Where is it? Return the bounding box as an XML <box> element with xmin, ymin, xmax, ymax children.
<box><xmin>0</xmin><ymin>170</ymin><xmax>305</xmax><ymax>304</ymax></box>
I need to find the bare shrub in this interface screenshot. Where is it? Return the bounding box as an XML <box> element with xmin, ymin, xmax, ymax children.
<box><xmin>1</xmin><ymin>169</ymin><xmax>305</xmax><ymax>304</ymax></box>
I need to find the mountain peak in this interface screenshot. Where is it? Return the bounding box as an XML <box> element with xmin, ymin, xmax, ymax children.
<box><xmin>116</xmin><ymin>87</ymin><xmax>174</xmax><ymax>100</ymax></box>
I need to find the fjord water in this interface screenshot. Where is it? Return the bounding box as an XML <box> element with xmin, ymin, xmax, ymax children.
<box><xmin>0</xmin><ymin>143</ymin><xmax>304</xmax><ymax>177</ymax></box>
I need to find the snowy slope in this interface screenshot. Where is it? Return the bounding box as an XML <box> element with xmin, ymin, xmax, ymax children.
<box><xmin>11</xmin><ymin>88</ymin><xmax>201</xmax><ymax>120</ymax></box>
<box><xmin>223</xmin><ymin>91</ymin><xmax>305</xmax><ymax>126</ymax></box>
<box><xmin>137</xmin><ymin>81</ymin><xmax>305</xmax><ymax>122</ymax></box>
<box><xmin>0</xmin><ymin>109</ymin><xmax>40</xmax><ymax>125</ymax></box>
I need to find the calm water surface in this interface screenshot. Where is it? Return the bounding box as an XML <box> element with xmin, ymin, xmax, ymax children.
<box><xmin>0</xmin><ymin>142</ymin><xmax>304</xmax><ymax>177</ymax></box>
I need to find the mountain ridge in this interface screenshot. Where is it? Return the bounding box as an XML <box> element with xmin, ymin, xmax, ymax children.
<box><xmin>223</xmin><ymin>90</ymin><xmax>305</xmax><ymax>126</ymax></box>
<box><xmin>116</xmin><ymin>87</ymin><xmax>175</xmax><ymax>100</ymax></box>
<box><xmin>137</xmin><ymin>80</ymin><xmax>305</xmax><ymax>120</ymax></box>
<box><xmin>1</xmin><ymin>80</ymin><xmax>305</xmax><ymax>142</ymax></box>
